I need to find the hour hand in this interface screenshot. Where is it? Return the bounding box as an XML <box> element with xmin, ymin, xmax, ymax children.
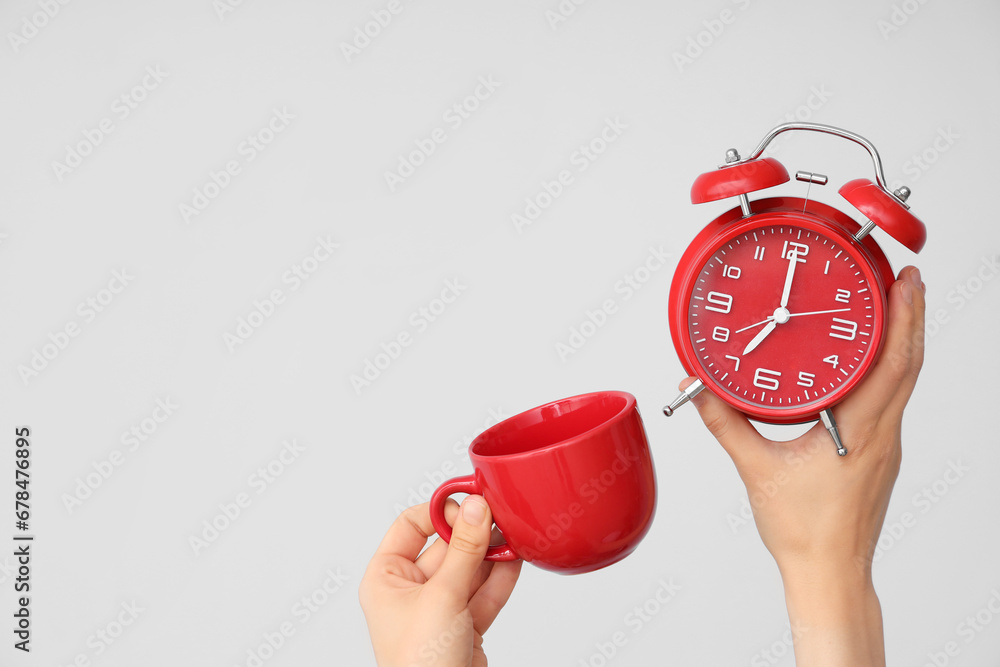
<box><xmin>742</xmin><ymin>319</ymin><xmax>777</xmax><ymax>355</ymax></box>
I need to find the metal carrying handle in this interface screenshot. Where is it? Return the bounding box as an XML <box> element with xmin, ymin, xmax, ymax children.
<box><xmin>741</xmin><ymin>122</ymin><xmax>907</xmax><ymax>206</ymax></box>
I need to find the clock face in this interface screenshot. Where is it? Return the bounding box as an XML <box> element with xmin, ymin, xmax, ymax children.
<box><xmin>684</xmin><ymin>217</ymin><xmax>885</xmax><ymax>420</ymax></box>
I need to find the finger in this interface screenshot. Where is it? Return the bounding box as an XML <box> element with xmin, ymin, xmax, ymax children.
<box><xmin>414</xmin><ymin>538</ymin><xmax>448</xmax><ymax>579</ymax></box>
<box><xmin>884</xmin><ymin>267</ymin><xmax>926</xmax><ymax>417</ymax></box>
<box><xmin>463</xmin><ymin>526</ymin><xmax>509</xmax><ymax>596</ymax></box>
<box><xmin>417</xmin><ymin>522</ymin><xmax>500</xmax><ymax>596</ymax></box>
<box><xmin>841</xmin><ymin>266</ymin><xmax>925</xmax><ymax>423</ymax></box>
<box><xmin>371</xmin><ymin>503</ymin><xmax>436</xmax><ymax>563</ymax></box>
<box><xmin>429</xmin><ymin>495</ymin><xmax>494</xmax><ymax>604</ymax></box>
<box><xmin>684</xmin><ymin>377</ymin><xmax>769</xmax><ymax>471</ymax></box>
<box><xmin>414</xmin><ymin>499</ymin><xmax>460</xmax><ymax>578</ymax></box>
<box><xmin>466</xmin><ymin>526</ymin><xmax>506</xmax><ymax>593</ymax></box>
<box><xmin>468</xmin><ymin>559</ymin><xmax>523</xmax><ymax>636</ymax></box>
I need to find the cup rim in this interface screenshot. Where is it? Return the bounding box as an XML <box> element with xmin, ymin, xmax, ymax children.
<box><xmin>469</xmin><ymin>390</ymin><xmax>637</xmax><ymax>460</ymax></box>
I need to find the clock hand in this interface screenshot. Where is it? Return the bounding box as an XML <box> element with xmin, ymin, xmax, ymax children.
<box><xmin>742</xmin><ymin>319</ymin><xmax>777</xmax><ymax>355</ymax></box>
<box><xmin>734</xmin><ymin>316</ymin><xmax>775</xmax><ymax>334</ymax></box>
<box><xmin>780</xmin><ymin>250</ymin><xmax>798</xmax><ymax>308</ymax></box>
<box><xmin>734</xmin><ymin>307</ymin><xmax>850</xmax><ymax>351</ymax></box>
<box><xmin>786</xmin><ymin>308</ymin><xmax>852</xmax><ymax>317</ymax></box>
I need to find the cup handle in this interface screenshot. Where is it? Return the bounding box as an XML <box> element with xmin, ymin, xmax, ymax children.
<box><xmin>429</xmin><ymin>474</ymin><xmax>519</xmax><ymax>562</ymax></box>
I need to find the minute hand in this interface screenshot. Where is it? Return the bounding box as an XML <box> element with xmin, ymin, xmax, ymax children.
<box><xmin>786</xmin><ymin>308</ymin><xmax>852</xmax><ymax>318</ymax></box>
<box><xmin>780</xmin><ymin>251</ymin><xmax>798</xmax><ymax>308</ymax></box>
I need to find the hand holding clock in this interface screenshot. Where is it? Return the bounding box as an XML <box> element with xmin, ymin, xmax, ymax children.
<box><xmin>684</xmin><ymin>265</ymin><xmax>926</xmax><ymax>667</ymax></box>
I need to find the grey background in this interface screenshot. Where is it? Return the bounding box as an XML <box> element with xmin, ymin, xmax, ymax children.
<box><xmin>2</xmin><ymin>0</ymin><xmax>998</xmax><ymax>665</ymax></box>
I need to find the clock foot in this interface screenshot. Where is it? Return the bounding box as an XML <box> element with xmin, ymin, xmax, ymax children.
<box><xmin>663</xmin><ymin>379</ymin><xmax>705</xmax><ymax>417</ymax></box>
<box><xmin>819</xmin><ymin>408</ymin><xmax>848</xmax><ymax>456</ymax></box>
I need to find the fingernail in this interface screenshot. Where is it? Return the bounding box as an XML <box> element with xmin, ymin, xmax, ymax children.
<box><xmin>901</xmin><ymin>280</ymin><xmax>913</xmax><ymax>305</ymax></box>
<box><xmin>462</xmin><ymin>497</ymin><xmax>487</xmax><ymax>524</ymax></box>
<box><xmin>909</xmin><ymin>267</ymin><xmax>922</xmax><ymax>289</ymax></box>
<box><xmin>920</xmin><ymin>280</ymin><xmax>926</xmax><ymax>294</ymax></box>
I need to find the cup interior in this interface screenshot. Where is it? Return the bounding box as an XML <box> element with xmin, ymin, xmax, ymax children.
<box><xmin>471</xmin><ymin>392</ymin><xmax>631</xmax><ymax>457</ymax></box>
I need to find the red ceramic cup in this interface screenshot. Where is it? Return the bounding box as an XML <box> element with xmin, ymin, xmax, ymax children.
<box><xmin>429</xmin><ymin>391</ymin><xmax>656</xmax><ymax>575</ymax></box>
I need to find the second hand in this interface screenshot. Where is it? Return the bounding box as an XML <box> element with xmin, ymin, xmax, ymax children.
<box><xmin>734</xmin><ymin>318</ymin><xmax>773</xmax><ymax>334</ymax></box>
<box><xmin>787</xmin><ymin>308</ymin><xmax>851</xmax><ymax>318</ymax></box>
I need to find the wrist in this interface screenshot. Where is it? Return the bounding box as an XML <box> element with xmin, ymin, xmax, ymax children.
<box><xmin>781</xmin><ymin>561</ymin><xmax>877</xmax><ymax>618</ymax></box>
<box><xmin>779</xmin><ymin>551</ymin><xmax>874</xmax><ymax>590</ymax></box>
<box><xmin>778</xmin><ymin>560</ymin><xmax>885</xmax><ymax>667</ymax></box>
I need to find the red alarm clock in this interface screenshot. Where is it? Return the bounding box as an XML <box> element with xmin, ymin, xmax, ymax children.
<box><xmin>663</xmin><ymin>123</ymin><xmax>926</xmax><ymax>456</ymax></box>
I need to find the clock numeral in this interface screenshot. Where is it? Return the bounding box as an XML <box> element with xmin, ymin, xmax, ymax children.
<box><xmin>824</xmin><ymin>260</ymin><xmax>830</xmax><ymax>275</ymax></box>
<box><xmin>705</xmin><ymin>291</ymin><xmax>733</xmax><ymax>314</ymax></box>
<box><xmin>753</xmin><ymin>246</ymin><xmax>765</xmax><ymax>261</ymax></box>
<box><xmin>712</xmin><ymin>326</ymin><xmax>730</xmax><ymax>342</ymax></box>
<box><xmin>834</xmin><ymin>288</ymin><xmax>851</xmax><ymax>303</ymax></box>
<box><xmin>781</xmin><ymin>241</ymin><xmax>809</xmax><ymax>262</ymax></box>
<box><xmin>829</xmin><ymin>317</ymin><xmax>858</xmax><ymax>341</ymax></box>
<box><xmin>753</xmin><ymin>367</ymin><xmax>782</xmax><ymax>391</ymax></box>
<box><xmin>724</xmin><ymin>354</ymin><xmax>741</xmax><ymax>372</ymax></box>
<box><xmin>722</xmin><ymin>264</ymin><xmax>742</xmax><ymax>279</ymax></box>
<box><xmin>796</xmin><ymin>371</ymin><xmax>816</xmax><ymax>388</ymax></box>
<box><xmin>823</xmin><ymin>354</ymin><xmax>840</xmax><ymax>369</ymax></box>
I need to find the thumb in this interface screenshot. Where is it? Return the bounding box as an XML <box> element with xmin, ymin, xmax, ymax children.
<box><xmin>683</xmin><ymin>378</ymin><xmax>766</xmax><ymax>471</ymax></box>
<box><xmin>432</xmin><ymin>495</ymin><xmax>493</xmax><ymax>600</ymax></box>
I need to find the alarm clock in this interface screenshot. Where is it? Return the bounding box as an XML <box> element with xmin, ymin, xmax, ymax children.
<box><xmin>662</xmin><ymin>123</ymin><xmax>926</xmax><ymax>456</ymax></box>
